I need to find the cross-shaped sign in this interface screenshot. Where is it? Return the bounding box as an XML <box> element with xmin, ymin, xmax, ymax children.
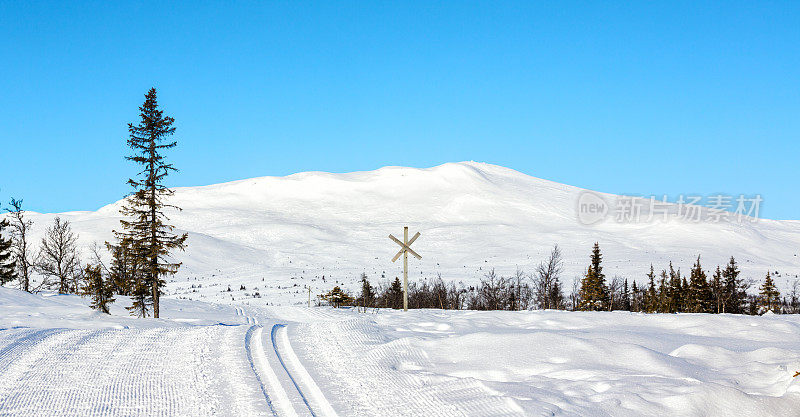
<box><xmin>389</xmin><ymin>226</ymin><xmax>421</xmax><ymax>311</ymax></box>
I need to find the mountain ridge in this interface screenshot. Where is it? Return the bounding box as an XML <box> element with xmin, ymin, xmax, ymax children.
<box><xmin>8</xmin><ymin>161</ymin><xmax>800</xmax><ymax>304</ymax></box>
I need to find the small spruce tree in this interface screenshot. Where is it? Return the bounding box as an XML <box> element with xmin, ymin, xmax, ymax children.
<box><xmin>667</xmin><ymin>262</ymin><xmax>682</xmax><ymax>313</ymax></box>
<box><xmin>722</xmin><ymin>257</ymin><xmax>745</xmax><ymax>313</ymax></box>
<box><xmin>578</xmin><ymin>243</ymin><xmax>608</xmax><ymax>311</ymax></box>
<box><xmin>357</xmin><ymin>273</ymin><xmax>374</xmax><ymax>311</ymax></box>
<box><xmin>388</xmin><ymin>277</ymin><xmax>403</xmax><ymax>309</ymax></box>
<box><xmin>127</xmin><ymin>266</ymin><xmax>153</xmax><ymax>318</ymax></box>
<box><xmin>621</xmin><ymin>279</ymin><xmax>631</xmax><ymax>311</ymax></box>
<box><xmin>81</xmin><ymin>264</ymin><xmax>115</xmax><ymax>314</ymax></box>
<box><xmin>630</xmin><ymin>281</ymin><xmax>641</xmax><ymax>311</ymax></box>
<box><xmin>759</xmin><ymin>272</ymin><xmax>780</xmax><ymax>314</ymax></box>
<box><xmin>644</xmin><ymin>265</ymin><xmax>657</xmax><ymax>313</ymax></box>
<box><xmin>686</xmin><ymin>256</ymin><xmax>712</xmax><ymax>313</ymax></box>
<box><xmin>710</xmin><ymin>266</ymin><xmax>723</xmax><ymax>313</ymax></box>
<box><xmin>321</xmin><ymin>286</ymin><xmax>353</xmax><ymax>308</ymax></box>
<box><xmin>657</xmin><ymin>270</ymin><xmax>669</xmax><ymax>313</ymax></box>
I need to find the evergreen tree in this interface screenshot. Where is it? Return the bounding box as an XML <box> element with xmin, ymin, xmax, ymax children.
<box><xmin>356</xmin><ymin>273</ymin><xmax>375</xmax><ymax>311</ymax></box>
<box><xmin>388</xmin><ymin>277</ymin><xmax>403</xmax><ymax>309</ymax></box>
<box><xmin>644</xmin><ymin>265</ymin><xmax>657</xmax><ymax>313</ymax></box>
<box><xmin>621</xmin><ymin>279</ymin><xmax>631</xmax><ymax>311</ymax></box>
<box><xmin>759</xmin><ymin>272</ymin><xmax>780</xmax><ymax>314</ymax></box>
<box><xmin>81</xmin><ymin>264</ymin><xmax>115</xmax><ymax>314</ymax></box>
<box><xmin>321</xmin><ymin>286</ymin><xmax>353</xmax><ymax>308</ymax></box>
<box><xmin>578</xmin><ymin>243</ymin><xmax>608</xmax><ymax>311</ymax></box>
<box><xmin>116</xmin><ymin>88</ymin><xmax>188</xmax><ymax>318</ymax></box>
<box><xmin>549</xmin><ymin>277</ymin><xmax>565</xmax><ymax>310</ymax></box>
<box><xmin>106</xmin><ymin>238</ymin><xmax>141</xmax><ymax>296</ymax></box>
<box><xmin>631</xmin><ymin>280</ymin><xmax>642</xmax><ymax>311</ymax></box>
<box><xmin>710</xmin><ymin>266</ymin><xmax>724</xmax><ymax>313</ymax></box>
<box><xmin>722</xmin><ymin>257</ymin><xmax>745</xmax><ymax>313</ymax></box>
<box><xmin>657</xmin><ymin>270</ymin><xmax>669</xmax><ymax>313</ymax></box>
<box><xmin>127</xmin><ymin>275</ymin><xmax>153</xmax><ymax>318</ymax></box>
<box><xmin>667</xmin><ymin>262</ymin><xmax>682</xmax><ymax>313</ymax></box>
<box><xmin>686</xmin><ymin>256</ymin><xmax>712</xmax><ymax>313</ymax></box>
<box><xmin>0</xmin><ymin>219</ymin><xmax>17</xmax><ymax>285</ymax></box>
<box><xmin>680</xmin><ymin>277</ymin><xmax>690</xmax><ymax>312</ymax></box>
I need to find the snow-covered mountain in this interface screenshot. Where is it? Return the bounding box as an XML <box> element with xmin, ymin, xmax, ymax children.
<box><xmin>16</xmin><ymin>162</ymin><xmax>800</xmax><ymax>305</ymax></box>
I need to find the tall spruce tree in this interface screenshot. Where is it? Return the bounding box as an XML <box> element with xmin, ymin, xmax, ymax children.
<box><xmin>116</xmin><ymin>88</ymin><xmax>188</xmax><ymax>318</ymax></box>
<box><xmin>578</xmin><ymin>242</ymin><xmax>608</xmax><ymax>311</ymax></box>
<box><xmin>0</xmin><ymin>219</ymin><xmax>17</xmax><ymax>285</ymax></box>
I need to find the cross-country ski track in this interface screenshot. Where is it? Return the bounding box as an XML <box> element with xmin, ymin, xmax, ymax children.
<box><xmin>2</xmin><ymin>288</ymin><xmax>799</xmax><ymax>416</ymax></box>
<box><xmin>0</xmin><ymin>303</ymin><xmax>341</xmax><ymax>417</ymax></box>
<box><xmin>237</xmin><ymin>306</ymin><xmax>338</xmax><ymax>417</ymax></box>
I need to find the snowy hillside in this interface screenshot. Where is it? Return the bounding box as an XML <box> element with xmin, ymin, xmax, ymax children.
<box><xmin>14</xmin><ymin>162</ymin><xmax>800</xmax><ymax>305</ymax></box>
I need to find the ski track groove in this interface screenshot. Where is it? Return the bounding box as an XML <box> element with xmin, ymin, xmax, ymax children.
<box><xmin>238</xmin><ymin>306</ymin><xmax>336</xmax><ymax>417</ymax></box>
<box><xmin>270</xmin><ymin>324</ymin><xmax>316</xmax><ymax>416</ymax></box>
<box><xmin>244</xmin><ymin>325</ymin><xmax>280</xmax><ymax>416</ymax></box>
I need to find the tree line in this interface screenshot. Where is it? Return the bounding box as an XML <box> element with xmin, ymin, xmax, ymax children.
<box><xmin>0</xmin><ymin>88</ymin><xmax>187</xmax><ymax>318</ymax></box>
<box><xmin>325</xmin><ymin>243</ymin><xmax>798</xmax><ymax>315</ymax></box>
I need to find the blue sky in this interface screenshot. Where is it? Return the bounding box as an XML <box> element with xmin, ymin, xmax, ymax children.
<box><xmin>1</xmin><ymin>1</ymin><xmax>798</xmax><ymax>219</ymax></box>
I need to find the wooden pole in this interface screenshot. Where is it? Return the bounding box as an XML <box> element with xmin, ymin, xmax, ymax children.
<box><xmin>307</xmin><ymin>286</ymin><xmax>311</xmax><ymax>308</ymax></box>
<box><xmin>403</xmin><ymin>226</ymin><xmax>408</xmax><ymax>312</ymax></box>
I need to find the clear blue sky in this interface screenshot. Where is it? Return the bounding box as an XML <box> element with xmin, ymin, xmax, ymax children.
<box><xmin>1</xmin><ymin>1</ymin><xmax>798</xmax><ymax>219</ymax></box>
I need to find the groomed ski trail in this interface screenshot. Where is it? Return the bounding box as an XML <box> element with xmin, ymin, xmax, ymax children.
<box><xmin>0</xmin><ymin>325</ymin><xmax>273</xmax><ymax>417</ymax></box>
<box><xmin>237</xmin><ymin>306</ymin><xmax>338</xmax><ymax>417</ymax></box>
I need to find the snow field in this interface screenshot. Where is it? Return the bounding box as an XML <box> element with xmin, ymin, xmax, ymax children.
<box><xmin>258</xmin><ymin>306</ymin><xmax>800</xmax><ymax>416</ymax></box>
<box><xmin>282</xmin><ymin>313</ymin><xmax>525</xmax><ymax>416</ymax></box>
<box><xmin>2</xmin><ymin>289</ymin><xmax>800</xmax><ymax>416</ymax></box>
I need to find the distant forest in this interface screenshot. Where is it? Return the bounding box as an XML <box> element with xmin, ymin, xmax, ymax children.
<box><xmin>325</xmin><ymin>243</ymin><xmax>798</xmax><ymax>315</ymax></box>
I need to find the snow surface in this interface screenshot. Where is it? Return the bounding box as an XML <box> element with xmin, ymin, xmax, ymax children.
<box><xmin>1</xmin><ymin>288</ymin><xmax>799</xmax><ymax>416</ymax></box>
<box><xmin>3</xmin><ymin>162</ymin><xmax>799</xmax><ymax>415</ymax></box>
<box><xmin>9</xmin><ymin>162</ymin><xmax>800</xmax><ymax>306</ymax></box>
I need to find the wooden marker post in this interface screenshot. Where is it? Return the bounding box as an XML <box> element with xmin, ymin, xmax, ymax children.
<box><xmin>389</xmin><ymin>226</ymin><xmax>422</xmax><ymax>312</ymax></box>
